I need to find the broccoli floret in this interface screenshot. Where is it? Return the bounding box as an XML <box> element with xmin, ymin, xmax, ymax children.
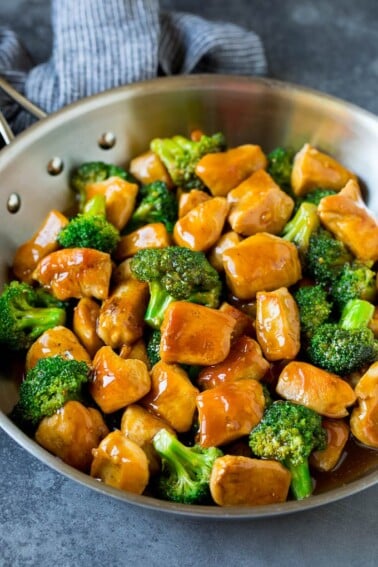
<box><xmin>147</xmin><ymin>329</ymin><xmax>161</xmax><ymax>367</ymax></box>
<box><xmin>294</xmin><ymin>285</ymin><xmax>333</xmax><ymax>339</ymax></box>
<box><xmin>331</xmin><ymin>261</ymin><xmax>377</xmax><ymax>308</ymax></box>
<box><xmin>267</xmin><ymin>147</ymin><xmax>295</xmax><ymax>190</ymax></box>
<box><xmin>305</xmin><ymin>228</ymin><xmax>353</xmax><ymax>286</ymax></box>
<box><xmin>282</xmin><ymin>202</ymin><xmax>320</xmax><ymax>253</ymax></box>
<box><xmin>307</xmin><ymin>298</ymin><xmax>378</xmax><ymax>375</ymax></box>
<box><xmin>302</xmin><ymin>188</ymin><xmax>338</xmax><ymax>206</ymax></box>
<box><xmin>57</xmin><ymin>194</ymin><xmax>120</xmax><ymax>253</ymax></box>
<box><xmin>150</xmin><ymin>132</ymin><xmax>226</xmax><ymax>189</ymax></box>
<box><xmin>0</xmin><ymin>281</ymin><xmax>66</xmax><ymax>351</ymax></box>
<box><xmin>70</xmin><ymin>160</ymin><xmax>136</xmax><ymax>210</ymax></box>
<box><xmin>130</xmin><ymin>246</ymin><xmax>222</xmax><ymax>329</ymax></box>
<box><xmin>249</xmin><ymin>400</ymin><xmax>326</xmax><ymax>500</ymax></box>
<box><xmin>128</xmin><ymin>181</ymin><xmax>178</xmax><ymax>233</ymax></box>
<box><xmin>13</xmin><ymin>355</ymin><xmax>91</xmax><ymax>426</ymax></box>
<box><xmin>152</xmin><ymin>428</ymin><xmax>223</xmax><ymax>504</ymax></box>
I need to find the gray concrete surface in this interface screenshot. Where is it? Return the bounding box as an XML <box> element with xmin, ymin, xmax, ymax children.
<box><xmin>0</xmin><ymin>1</ymin><xmax>378</xmax><ymax>566</ymax></box>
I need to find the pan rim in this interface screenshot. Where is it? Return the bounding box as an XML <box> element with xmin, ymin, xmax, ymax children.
<box><xmin>1</xmin><ymin>74</ymin><xmax>377</xmax><ymax>518</ymax></box>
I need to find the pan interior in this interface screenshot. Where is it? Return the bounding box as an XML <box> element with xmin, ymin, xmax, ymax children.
<box><xmin>0</xmin><ymin>75</ymin><xmax>377</xmax><ymax>518</ymax></box>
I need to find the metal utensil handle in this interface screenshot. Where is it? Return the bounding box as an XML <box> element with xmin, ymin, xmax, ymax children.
<box><xmin>0</xmin><ymin>110</ymin><xmax>15</xmax><ymax>145</ymax></box>
<box><xmin>0</xmin><ymin>76</ymin><xmax>47</xmax><ymax>145</ymax></box>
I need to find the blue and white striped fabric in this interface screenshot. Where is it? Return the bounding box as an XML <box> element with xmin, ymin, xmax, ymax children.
<box><xmin>0</xmin><ymin>0</ymin><xmax>266</xmax><ymax>132</ymax></box>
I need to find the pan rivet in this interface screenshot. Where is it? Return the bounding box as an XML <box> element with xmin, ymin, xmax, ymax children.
<box><xmin>98</xmin><ymin>132</ymin><xmax>116</xmax><ymax>149</ymax></box>
<box><xmin>7</xmin><ymin>193</ymin><xmax>21</xmax><ymax>213</ymax></box>
<box><xmin>47</xmin><ymin>157</ymin><xmax>64</xmax><ymax>175</ymax></box>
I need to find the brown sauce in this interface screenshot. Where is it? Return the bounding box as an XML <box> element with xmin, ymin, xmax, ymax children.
<box><xmin>313</xmin><ymin>438</ymin><xmax>378</xmax><ymax>494</ymax></box>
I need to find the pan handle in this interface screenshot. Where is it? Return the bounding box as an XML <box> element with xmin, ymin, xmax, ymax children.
<box><xmin>0</xmin><ymin>76</ymin><xmax>47</xmax><ymax>145</ymax></box>
<box><xmin>0</xmin><ymin>110</ymin><xmax>15</xmax><ymax>145</ymax></box>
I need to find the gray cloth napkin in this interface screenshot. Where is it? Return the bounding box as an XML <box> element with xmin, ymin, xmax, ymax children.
<box><xmin>0</xmin><ymin>0</ymin><xmax>266</xmax><ymax>133</ymax></box>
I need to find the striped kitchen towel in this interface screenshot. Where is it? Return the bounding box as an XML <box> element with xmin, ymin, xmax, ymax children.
<box><xmin>0</xmin><ymin>0</ymin><xmax>266</xmax><ymax>132</ymax></box>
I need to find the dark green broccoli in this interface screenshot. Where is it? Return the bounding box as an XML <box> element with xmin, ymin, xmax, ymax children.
<box><xmin>130</xmin><ymin>246</ymin><xmax>222</xmax><ymax>329</ymax></box>
<box><xmin>57</xmin><ymin>194</ymin><xmax>120</xmax><ymax>253</ymax></box>
<box><xmin>147</xmin><ymin>329</ymin><xmax>161</xmax><ymax>367</ymax></box>
<box><xmin>307</xmin><ymin>298</ymin><xmax>378</xmax><ymax>375</ymax></box>
<box><xmin>70</xmin><ymin>160</ymin><xmax>137</xmax><ymax>210</ymax></box>
<box><xmin>305</xmin><ymin>228</ymin><xmax>353</xmax><ymax>286</ymax></box>
<box><xmin>150</xmin><ymin>132</ymin><xmax>226</xmax><ymax>189</ymax></box>
<box><xmin>13</xmin><ymin>355</ymin><xmax>91</xmax><ymax>426</ymax></box>
<box><xmin>128</xmin><ymin>181</ymin><xmax>178</xmax><ymax>233</ymax></box>
<box><xmin>294</xmin><ymin>285</ymin><xmax>333</xmax><ymax>339</ymax></box>
<box><xmin>249</xmin><ymin>400</ymin><xmax>327</xmax><ymax>500</ymax></box>
<box><xmin>302</xmin><ymin>188</ymin><xmax>338</xmax><ymax>206</ymax></box>
<box><xmin>152</xmin><ymin>428</ymin><xmax>223</xmax><ymax>504</ymax></box>
<box><xmin>267</xmin><ymin>146</ymin><xmax>295</xmax><ymax>190</ymax></box>
<box><xmin>281</xmin><ymin>202</ymin><xmax>320</xmax><ymax>253</ymax></box>
<box><xmin>0</xmin><ymin>281</ymin><xmax>66</xmax><ymax>351</ymax></box>
<box><xmin>331</xmin><ymin>261</ymin><xmax>377</xmax><ymax>308</ymax></box>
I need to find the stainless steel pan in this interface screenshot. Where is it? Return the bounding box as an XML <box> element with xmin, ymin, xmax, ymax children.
<box><xmin>0</xmin><ymin>74</ymin><xmax>377</xmax><ymax>518</ymax></box>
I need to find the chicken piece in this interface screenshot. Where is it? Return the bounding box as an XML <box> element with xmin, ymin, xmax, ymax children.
<box><xmin>121</xmin><ymin>404</ymin><xmax>176</xmax><ymax>475</ymax></box>
<box><xmin>90</xmin><ymin>346</ymin><xmax>151</xmax><ymax>413</ymax></box>
<box><xmin>35</xmin><ymin>401</ymin><xmax>109</xmax><ymax>472</ymax></box>
<box><xmin>255</xmin><ymin>287</ymin><xmax>301</xmax><ymax>361</ymax></box>
<box><xmin>178</xmin><ymin>189</ymin><xmax>211</xmax><ymax>218</ymax></box>
<box><xmin>219</xmin><ymin>302</ymin><xmax>255</xmax><ymax>340</ymax></box>
<box><xmin>25</xmin><ymin>325</ymin><xmax>91</xmax><ymax>370</ymax></box>
<box><xmin>276</xmin><ymin>361</ymin><xmax>357</xmax><ymax>418</ymax></box>
<box><xmin>210</xmin><ymin>455</ymin><xmax>291</xmax><ymax>506</ymax></box>
<box><xmin>195</xmin><ymin>144</ymin><xmax>268</xmax><ymax>197</ymax></box>
<box><xmin>73</xmin><ymin>297</ymin><xmax>103</xmax><ymax>358</ymax></box>
<box><xmin>160</xmin><ymin>301</ymin><xmax>236</xmax><ymax>366</ymax></box>
<box><xmin>141</xmin><ymin>361</ymin><xmax>198</xmax><ymax>433</ymax></box>
<box><xmin>119</xmin><ymin>344</ymin><xmax>132</xmax><ymax>359</ymax></box>
<box><xmin>120</xmin><ymin>338</ymin><xmax>150</xmax><ymax>367</ymax></box>
<box><xmin>112</xmin><ymin>258</ymin><xmax>133</xmax><ymax>285</ymax></box>
<box><xmin>85</xmin><ymin>176</ymin><xmax>139</xmax><ymax>230</ymax></box>
<box><xmin>197</xmin><ymin>335</ymin><xmax>269</xmax><ymax>390</ymax></box>
<box><xmin>129</xmin><ymin>150</ymin><xmax>173</xmax><ymax>188</ymax></box>
<box><xmin>310</xmin><ymin>419</ymin><xmax>350</xmax><ymax>472</ymax></box>
<box><xmin>291</xmin><ymin>143</ymin><xmax>357</xmax><ymax>196</ymax></box>
<box><xmin>173</xmin><ymin>197</ymin><xmax>229</xmax><ymax>252</ymax></box>
<box><xmin>12</xmin><ymin>209</ymin><xmax>69</xmax><ymax>284</ymax></box>
<box><xmin>350</xmin><ymin>361</ymin><xmax>378</xmax><ymax>448</ymax></box>
<box><xmin>227</xmin><ymin>169</ymin><xmax>294</xmax><ymax>236</ymax></box>
<box><xmin>208</xmin><ymin>231</ymin><xmax>242</xmax><ymax>272</ymax></box>
<box><xmin>318</xmin><ymin>179</ymin><xmax>378</xmax><ymax>262</ymax></box>
<box><xmin>32</xmin><ymin>248</ymin><xmax>112</xmax><ymax>301</ymax></box>
<box><xmin>90</xmin><ymin>430</ymin><xmax>149</xmax><ymax>494</ymax></box>
<box><xmin>196</xmin><ymin>379</ymin><xmax>265</xmax><ymax>447</ymax></box>
<box><xmin>96</xmin><ymin>279</ymin><xmax>149</xmax><ymax>348</ymax></box>
<box><xmin>223</xmin><ymin>232</ymin><xmax>302</xmax><ymax>300</ymax></box>
<box><xmin>115</xmin><ymin>222</ymin><xmax>171</xmax><ymax>260</ymax></box>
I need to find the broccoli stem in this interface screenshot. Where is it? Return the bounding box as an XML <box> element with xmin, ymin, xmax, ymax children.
<box><xmin>282</xmin><ymin>202</ymin><xmax>320</xmax><ymax>252</ymax></box>
<box><xmin>339</xmin><ymin>299</ymin><xmax>375</xmax><ymax>331</ymax></box>
<box><xmin>285</xmin><ymin>459</ymin><xmax>313</xmax><ymax>500</ymax></box>
<box><xmin>83</xmin><ymin>194</ymin><xmax>107</xmax><ymax>217</ymax></box>
<box><xmin>154</xmin><ymin>429</ymin><xmax>202</xmax><ymax>475</ymax></box>
<box><xmin>145</xmin><ymin>281</ymin><xmax>176</xmax><ymax>329</ymax></box>
<box><xmin>132</xmin><ymin>203</ymin><xmax>152</xmax><ymax>222</ymax></box>
<box><xmin>15</xmin><ymin>307</ymin><xmax>66</xmax><ymax>340</ymax></box>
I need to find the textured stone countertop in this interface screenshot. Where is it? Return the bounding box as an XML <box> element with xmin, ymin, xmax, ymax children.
<box><xmin>0</xmin><ymin>1</ymin><xmax>377</xmax><ymax>566</ymax></box>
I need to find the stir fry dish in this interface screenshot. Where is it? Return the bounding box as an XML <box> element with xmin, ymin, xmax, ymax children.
<box><xmin>1</xmin><ymin>132</ymin><xmax>378</xmax><ymax>507</ymax></box>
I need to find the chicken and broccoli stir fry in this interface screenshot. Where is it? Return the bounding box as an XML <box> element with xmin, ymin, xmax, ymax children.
<box><xmin>1</xmin><ymin>132</ymin><xmax>378</xmax><ymax>507</ymax></box>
